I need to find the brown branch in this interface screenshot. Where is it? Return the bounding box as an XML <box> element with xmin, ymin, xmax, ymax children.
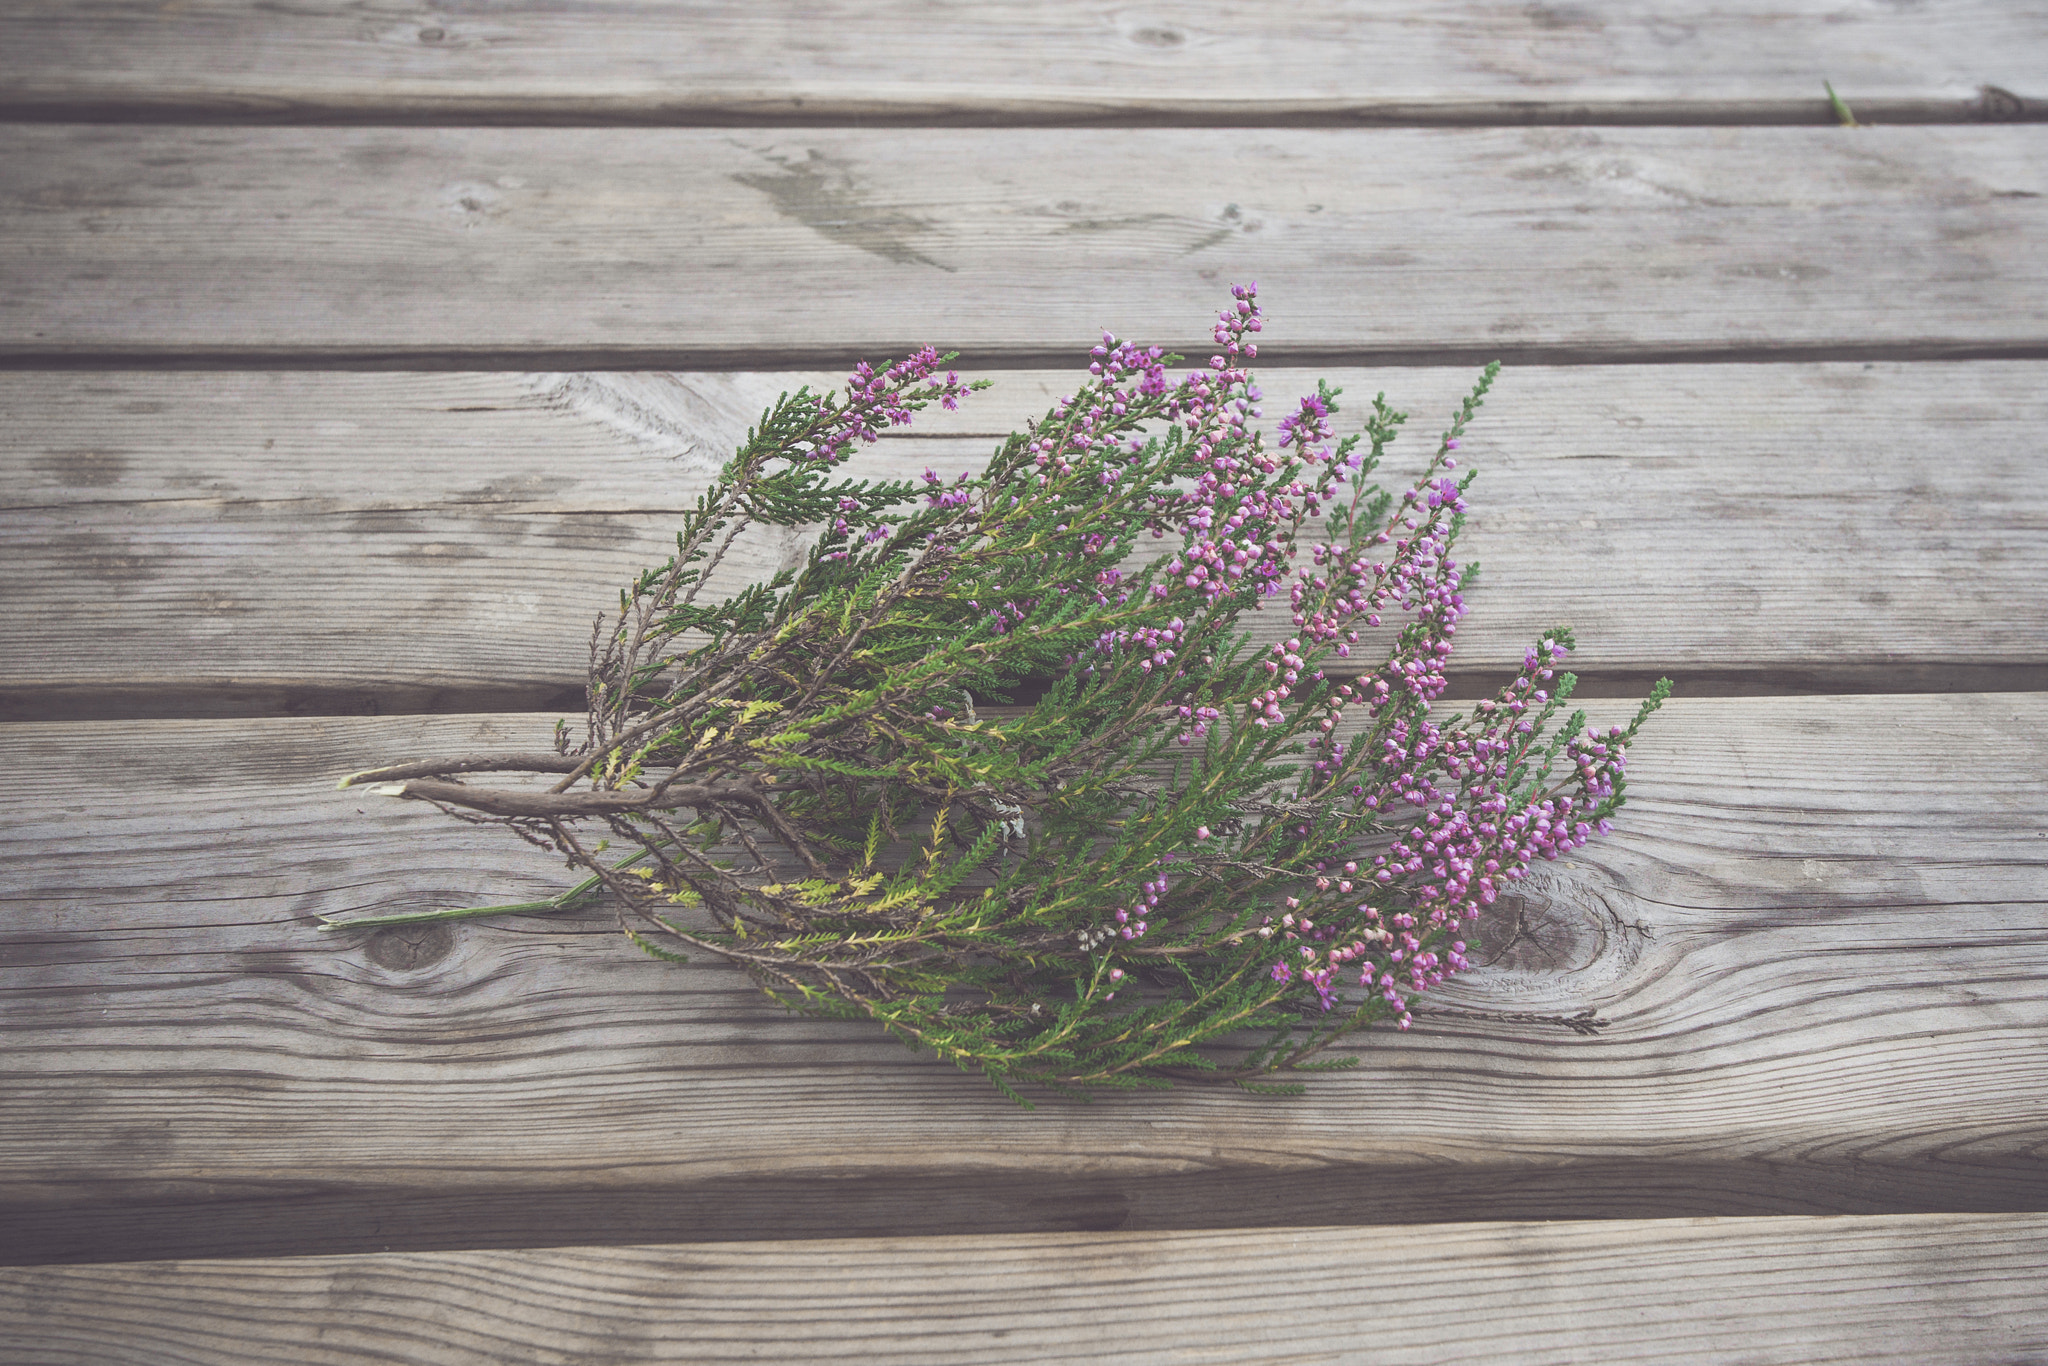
<box><xmin>547</xmin><ymin>636</ymin><xmax>763</xmax><ymax>794</ymax></box>
<box><xmin>339</xmin><ymin>754</ymin><xmax>585</xmax><ymax>788</ymax></box>
<box><xmin>384</xmin><ymin>775</ymin><xmax>768</xmax><ymax>819</ymax></box>
<box><xmin>745</xmin><ymin>790</ymin><xmax>831</xmax><ymax>877</ymax></box>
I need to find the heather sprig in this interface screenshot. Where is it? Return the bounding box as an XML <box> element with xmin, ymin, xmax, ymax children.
<box><xmin>336</xmin><ymin>287</ymin><xmax>1665</xmax><ymax>1103</ymax></box>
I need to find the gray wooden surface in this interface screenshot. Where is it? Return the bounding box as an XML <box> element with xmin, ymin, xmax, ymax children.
<box><xmin>5</xmin><ymin>1215</ymin><xmax>2046</xmax><ymax>1365</ymax></box>
<box><xmin>3</xmin><ymin>126</ymin><xmax>2044</xmax><ymax>365</ymax></box>
<box><xmin>0</xmin><ymin>1</ymin><xmax>2039</xmax><ymax>125</ymax></box>
<box><xmin>1</xmin><ymin>2</ymin><xmax>2044</xmax><ymax>1360</ymax></box>
<box><xmin>7</xmin><ymin>362</ymin><xmax>2042</xmax><ymax>721</ymax></box>
<box><xmin>4</xmin><ymin>695</ymin><xmax>2043</xmax><ymax>1264</ymax></box>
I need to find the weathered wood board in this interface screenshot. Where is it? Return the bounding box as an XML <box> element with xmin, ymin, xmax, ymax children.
<box><xmin>0</xmin><ymin>1</ymin><xmax>2039</xmax><ymax>125</ymax></box>
<box><xmin>4</xmin><ymin>1214</ymin><xmax>2045</xmax><ymax>1366</ymax></box>
<box><xmin>3</xmin><ymin>127</ymin><xmax>2043</xmax><ymax>363</ymax></box>
<box><xmin>6</xmin><ymin>362</ymin><xmax>2043</xmax><ymax>721</ymax></box>
<box><xmin>3</xmin><ymin>694</ymin><xmax>2042</xmax><ymax>1264</ymax></box>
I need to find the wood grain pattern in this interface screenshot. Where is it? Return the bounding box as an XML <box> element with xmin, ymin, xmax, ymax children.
<box><xmin>3</xmin><ymin>127</ymin><xmax>2043</xmax><ymax>364</ymax></box>
<box><xmin>0</xmin><ymin>1</ymin><xmax>2039</xmax><ymax>125</ymax></box>
<box><xmin>6</xmin><ymin>362</ymin><xmax>2044</xmax><ymax>721</ymax></box>
<box><xmin>3</xmin><ymin>1214</ymin><xmax>2045</xmax><ymax>1365</ymax></box>
<box><xmin>2</xmin><ymin>695</ymin><xmax>2042</xmax><ymax>1264</ymax></box>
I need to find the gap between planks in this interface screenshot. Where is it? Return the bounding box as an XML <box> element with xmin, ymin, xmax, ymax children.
<box><xmin>0</xmin><ymin>95</ymin><xmax>2041</xmax><ymax>130</ymax></box>
<box><xmin>9</xmin><ymin>340</ymin><xmax>2048</xmax><ymax>373</ymax></box>
<box><xmin>7</xmin><ymin>668</ymin><xmax>2046</xmax><ymax>727</ymax></box>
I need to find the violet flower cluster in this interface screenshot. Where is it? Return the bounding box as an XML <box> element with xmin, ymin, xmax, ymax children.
<box><xmin>910</xmin><ymin>285</ymin><xmax>1663</xmax><ymax>1035</ymax></box>
<box><xmin>806</xmin><ymin>284</ymin><xmax>1665</xmax><ymax>1047</ymax></box>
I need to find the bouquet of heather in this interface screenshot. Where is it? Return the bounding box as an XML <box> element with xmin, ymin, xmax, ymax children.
<box><xmin>337</xmin><ymin>286</ymin><xmax>1665</xmax><ymax>1103</ymax></box>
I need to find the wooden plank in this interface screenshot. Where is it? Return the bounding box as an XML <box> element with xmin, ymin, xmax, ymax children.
<box><xmin>0</xmin><ymin>2</ymin><xmax>2039</xmax><ymax>126</ymax></box>
<box><xmin>5</xmin><ymin>362</ymin><xmax>2042</xmax><ymax>721</ymax></box>
<box><xmin>2</xmin><ymin>695</ymin><xmax>2043</xmax><ymax>1264</ymax></box>
<box><xmin>2</xmin><ymin>127</ymin><xmax>2043</xmax><ymax>364</ymax></box>
<box><xmin>3</xmin><ymin>1215</ymin><xmax>2045</xmax><ymax>1365</ymax></box>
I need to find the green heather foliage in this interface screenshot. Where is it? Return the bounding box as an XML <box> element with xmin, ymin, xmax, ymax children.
<box><xmin>339</xmin><ymin>287</ymin><xmax>1664</xmax><ymax>1103</ymax></box>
